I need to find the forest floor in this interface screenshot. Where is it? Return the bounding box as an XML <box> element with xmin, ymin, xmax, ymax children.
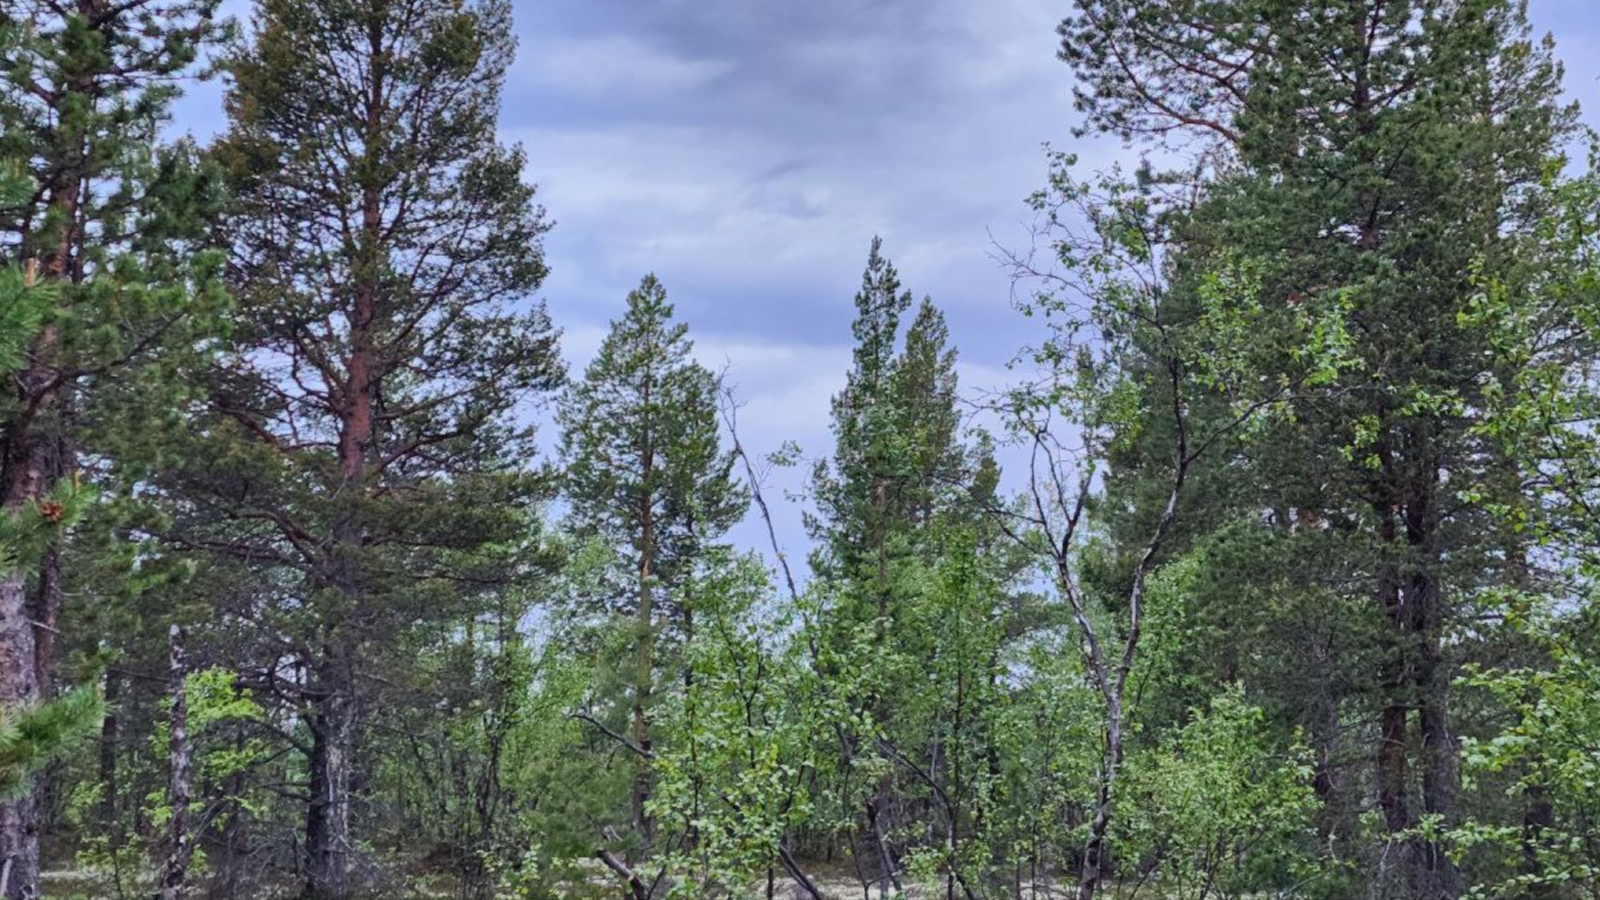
<box><xmin>770</xmin><ymin>864</ymin><xmax>1072</xmax><ymax>899</ymax></box>
<box><xmin>796</xmin><ymin>879</ymin><xmax>1070</xmax><ymax>899</ymax></box>
<box><xmin>39</xmin><ymin>865</ymin><xmax>1078</xmax><ymax>898</ymax></box>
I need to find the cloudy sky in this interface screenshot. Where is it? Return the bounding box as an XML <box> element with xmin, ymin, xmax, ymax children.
<box><xmin>506</xmin><ymin>0</ymin><xmax>1084</xmax><ymax>444</ymax></box>
<box><xmin>175</xmin><ymin>0</ymin><xmax>1600</xmax><ymax>560</ymax></box>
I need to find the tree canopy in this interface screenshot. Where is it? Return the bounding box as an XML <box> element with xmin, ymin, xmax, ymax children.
<box><xmin>0</xmin><ymin>2</ymin><xmax>1597</xmax><ymax>900</ymax></box>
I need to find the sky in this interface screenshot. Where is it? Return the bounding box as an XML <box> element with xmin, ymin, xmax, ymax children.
<box><xmin>173</xmin><ymin>0</ymin><xmax>1600</xmax><ymax>565</ymax></box>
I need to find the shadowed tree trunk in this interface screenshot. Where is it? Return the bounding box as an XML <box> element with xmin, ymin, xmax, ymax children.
<box><xmin>305</xmin><ymin>654</ymin><xmax>358</xmax><ymax>900</ymax></box>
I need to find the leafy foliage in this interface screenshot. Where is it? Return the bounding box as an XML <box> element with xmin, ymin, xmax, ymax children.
<box><xmin>8</xmin><ymin>3</ymin><xmax>1600</xmax><ymax>900</ymax></box>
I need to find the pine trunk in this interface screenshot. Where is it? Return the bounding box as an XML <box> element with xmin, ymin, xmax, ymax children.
<box><xmin>0</xmin><ymin>80</ymin><xmax>85</xmax><ymax>900</ymax></box>
<box><xmin>0</xmin><ymin>437</ymin><xmax>45</xmax><ymax>900</ymax></box>
<box><xmin>1373</xmin><ymin>456</ymin><xmax>1462</xmax><ymax>899</ymax></box>
<box><xmin>631</xmin><ymin>511</ymin><xmax>655</xmax><ymax>854</ymax></box>
<box><xmin>304</xmin><ymin>674</ymin><xmax>356</xmax><ymax>900</ymax></box>
<box><xmin>302</xmin><ymin>119</ymin><xmax>379</xmax><ymax>896</ymax></box>
<box><xmin>0</xmin><ymin>570</ymin><xmax>38</xmax><ymax>900</ymax></box>
<box><xmin>630</xmin><ymin>375</ymin><xmax>657</xmax><ymax>858</ymax></box>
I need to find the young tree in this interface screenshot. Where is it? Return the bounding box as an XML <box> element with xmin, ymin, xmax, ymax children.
<box><xmin>1000</xmin><ymin>149</ymin><xmax>1359</xmax><ymax>899</ymax></box>
<box><xmin>558</xmin><ymin>274</ymin><xmax>746</xmax><ymax>868</ymax></box>
<box><xmin>807</xmin><ymin>238</ymin><xmax>999</xmax><ymax>893</ymax></box>
<box><xmin>158</xmin><ymin>1</ymin><xmax>562</xmax><ymax>895</ymax></box>
<box><xmin>647</xmin><ymin>550</ymin><xmax>823</xmax><ymax>899</ymax></box>
<box><xmin>1444</xmin><ymin>166</ymin><xmax>1600</xmax><ymax>896</ymax></box>
<box><xmin>1119</xmin><ymin>686</ymin><xmax>1320</xmax><ymax>900</ymax></box>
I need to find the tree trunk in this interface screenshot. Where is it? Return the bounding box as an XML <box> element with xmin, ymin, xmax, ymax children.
<box><xmin>1308</xmin><ymin>667</ymin><xmax>1357</xmax><ymax>848</ymax></box>
<box><xmin>1408</xmin><ymin>471</ymin><xmax>1462</xmax><ymax>900</ymax></box>
<box><xmin>211</xmin><ymin>738</ymin><xmax>253</xmax><ymax>900</ymax></box>
<box><xmin>1076</xmin><ymin>699</ymin><xmax>1123</xmax><ymax>900</ymax></box>
<box><xmin>160</xmin><ymin>625</ymin><xmax>193</xmax><ymax>900</ymax></box>
<box><xmin>0</xmin><ymin>559</ymin><xmax>39</xmax><ymax>899</ymax></box>
<box><xmin>304</xmin><ymin>670</ymin><xmax>357</xmax><ymax>900</ymax></box>
<box><xmin>0</xmin><ymin>595</ymin><xmax>38</xmax><ymax>900</ymax></box>
<box><xmin>632</xmin><ymin>401</ymin><xmax>656</xmax><ymax>858</ymax></box>
<box><xmin>866</xmin><ymin>794</ymin><xmax>902</xmax><ymax>895</ymax></box>
<box><xmin>1376</xmin><ymin>693</ymin><xmax>1411</xmax><ymax>834</ymax></box>
<box><xmin>99</xmin><ymin>671</ymin><xmax>120</xmax><ymax>848</ymax></box>
<box><xmin>1372</xmin><ymin>455</ymin><xmax>1462</xmax><ymax>900</ymax></box>
<box><xmin>631</xmin><ymin>524</ymin><xmax>655</xmax><ymax>855</ymax></box>
<box><xmin>1522</xmin><ymin>781</ymin><xmax>1555</xmax><ymax>894</ymax></box>
<box><xmin>1417</xmin><ymin>630</ymin><xmax>1463</xmax><ymax>899</ymax></box>
<box><xmin>0</xmin><ymin>450</ymin><xmax>45</xmax><ymax>900</ymax></box>
<box><xmin>27</xmin><ymin>544</ymin><xmax>61</xmax><ymax>701</ymax></box>
<box><xmin>1373</xmin><ymin>469</ymin><xmax>1413</xmax><ymax>834</ymax></box>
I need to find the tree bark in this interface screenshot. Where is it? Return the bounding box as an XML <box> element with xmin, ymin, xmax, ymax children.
<box><xmin>0</xmin><ymin>386</ymin><xmax>45</xmax><ymax>900</ymax></box>
<box><xmin>27</xmin><ymin>543</ymin><xmax>62</xmax><ymax>700</ymax></box>
<box><xmin>597</xmin><ymin>848</ymin><xmax>649</xmax><ymax>900</ymax></box>
<box><xmin>631</xmin><ymin>512</ymin><xmax>656</xmax><ymax>852</ymax></box>
<box><xmin>1407</xmin><ymin>465</ymin><xmax>1462</xmax><ymax>899</ymax></box>
<box><xmin>1372</xmin><ymin>448</ymin><xmax>1462</xmax><ymax>899</ymax></box>
<box><xmin>99</xmin><ymin>671</ymin><xmax>120</xmax><ymax>848</ymax></box>
<box><xmin>1377</xmin><ymin>558</ymin><xmax>1413</xmax><ymax>838</ymax></box>
<box><xmin>160</xmin><ymin>625</ymin><xmax>193</xmax><ymax>900</ymax></box>
<box><xmin>1417</xmin><ymin>626</ymin><xmax>1463</xmax><ymax>899</ymax></box>
<box><xmin>631</xmin><ymin>383</ymin><xmax>656</xmax><ymax>857</ymax></box>
<box><xmin>1076</xmin><ymin>695</ymin><xmax>1123</xmax><ymax>900</ymax></box>
<box><xmin>304</xmin><ymin>671</ymin><xmax>357</xmax><ymax>900</ymax></box>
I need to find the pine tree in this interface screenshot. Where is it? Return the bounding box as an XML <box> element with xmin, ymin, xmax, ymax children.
<box><xmin>0</xmin><ymin>4</ymin><xmax>225</xmax><ymax>893</ymax></box>
<box><xmin>810</xmin><ymin>241</ymin><xmax>977</xmax><ymax>633</ymax></box>
<box><xmin>1060</xmin><ymin>1</ymin><xmax>1578</xmax><ymax>895</ymax></box>
<box><xmin>888</xmin><ymin>299</ymin><xmax>963</xmax><ymax>528</ymax></box>
<box><xmin>558</xmin><ymin>274</ymin><xmax>746</xmax><ymax>861</ymax></box>
<box><xmin>807</xmin><ymin>239</ymin><xmax>986</xmax><ymax>892</ymax></box>
<box><xmin>157</xmin><ymin>1</ymin><xmax>562</xmax><ymax>896</ymax></box>
<box><xmin>0</xmin><ymin>199</ymin><xmax>100</xmax><ymax>812</ymax></box>
<box><xmin>810</xmin><ymin>237</ymin><xmax>914</xmax><ymax>590</ymax></box>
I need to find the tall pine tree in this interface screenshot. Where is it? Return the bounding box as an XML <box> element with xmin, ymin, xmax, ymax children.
<box><xmin>159</xmin><ymin>1</ymin><xmax>561</xmax><ymax>895</ymax></box>
<box><xmin>0</xmin><ymin>163</ymin><xmax>101</xmax><ymax>835</ymax></box>
<box><xmin>558</xmin><ymin>274</ymin><xmax>746</xmax><ymax>863</ymax></box>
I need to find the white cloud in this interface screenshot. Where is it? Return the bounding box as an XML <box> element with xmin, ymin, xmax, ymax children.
<box><xmin>514</xmin><ymin>35</ymin><xmax>737</xmax><ymax>93</ymax></box>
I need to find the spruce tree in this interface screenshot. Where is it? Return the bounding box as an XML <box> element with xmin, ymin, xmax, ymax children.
<box><xmin>158</xmin><ymin>1</ymin><xmax>561</xmax><ymax>896</ymax></box>
<box><xmin>558</xmin><ymin>274</ymin><xmax>746</xmax><ymax>860</ymax></box>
